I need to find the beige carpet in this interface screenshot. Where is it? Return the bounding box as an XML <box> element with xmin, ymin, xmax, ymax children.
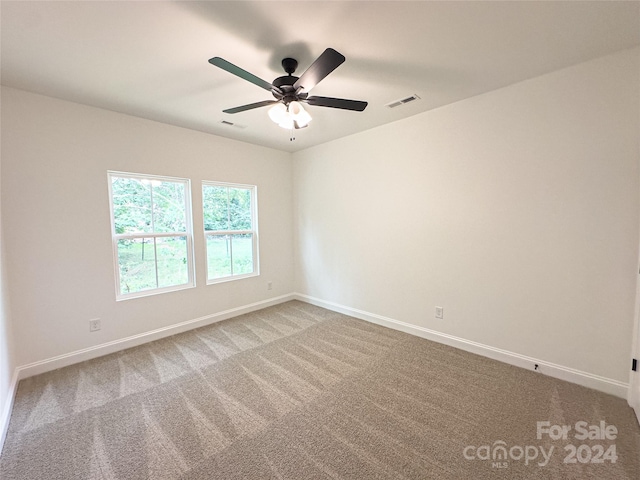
<box><xmin>1</xmin><ymin>300</ymin><xmax>638</xmax><ymax>479</ymax></box>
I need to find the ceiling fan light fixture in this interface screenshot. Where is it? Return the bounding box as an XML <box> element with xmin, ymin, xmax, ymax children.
<box><xmin>268</xmin><ymin>103</ymin><xmax>288</xmax><ymax>124</ymax></box>
<box><xmin>269</xmin><ymin>101</ymin><xmax>312</xmax><ymax>129</ymax></box>
<box><xmin>289</xmin><ymin>101</ymin><xmax>312</xmax><ymax>127</ymax></box>
<box><xmin>288</xmin><ymin>101</ymin><xmax>303</xmax><ymax>114</ymax></box>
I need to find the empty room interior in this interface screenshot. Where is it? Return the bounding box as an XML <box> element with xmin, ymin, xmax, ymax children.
<box><xmin>1</xmin><ymin>1</ymin><xmax>640</xmax><ymax>478</ymax></box>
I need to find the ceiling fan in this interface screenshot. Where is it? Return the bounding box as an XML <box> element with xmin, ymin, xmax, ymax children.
<box><xmin>209</xmin><ymin>48</ymin><xmax>367</xmax><ymax>131</ymax></box>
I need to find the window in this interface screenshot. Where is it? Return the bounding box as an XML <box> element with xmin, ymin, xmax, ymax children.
<box><xmin>202</xmin><ymin>181</ymin><xmax>258</xmax><ymax>283</ymax></box>
<box><xmin>108</xmin><ymin>172</ymin><xmax>194</xmax><ymax>299</ymax></box>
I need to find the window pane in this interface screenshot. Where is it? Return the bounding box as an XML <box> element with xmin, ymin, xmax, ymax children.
<box><xmin>229</xmin><ymin>188</ymin><xmax>252</xmax><ymax>230</ymax></box>
<box><xmin>152</xmin><ymin>181</ymin><xmax>187</xmax><ymax>233</ymax></box>
<box><xmin>111</xmin><ymin>177</ymin><xmax>152</xmax><ymax>234</ymax></box>
<box><xmin>207</xmin><ymin>235</ymin><xmax>232</xmax><ymax>279</ymax></box>
<box><xmin>156</xmin><ymin>236</ymin><xmax>189</xmax><ymax>288</ymax></box>
<box><xmin>117</xmin><ymin>238</ymin><xmax>157</xmax><ymax>294</ymax></box>
<box><xmin>203</xmin><ymin>186</ymin><xmax>229</xmax><ymax>231</ymax></box>
<box><xmin>110</xmin><ymin>172</ymin><xmax>194</xmax><ymax>299</ymax></box>
<box><xmin>231</xmin><ymin>234</ymin><xmax>254</xmax><ymax>275</ymax></box>
<box><xmin>202</xmin><ymin>182</ymin><xmax>257</xmax><ymax>284</ymax></box>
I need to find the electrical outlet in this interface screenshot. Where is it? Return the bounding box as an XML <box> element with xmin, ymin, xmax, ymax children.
<box><xmin>267</xmin><ymin>281</ymin><xmax>273</xmax><ymax>290</ymax></box>
<box><xmin>435</xmin><ymin>306</ymin><xmax>444</xmax><ymax>319</ymax></box>
<box><xmin>89</xmin><ymin>318</ymin><xmax>101</xmax><ymax>332</ymax></box>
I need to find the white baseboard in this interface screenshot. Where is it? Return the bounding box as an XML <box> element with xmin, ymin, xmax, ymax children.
<box><xmin>294</xmin><ymin>293</ymin><xmax>629</xmax><ymax>399</ymax></box>
<box><xmin>16</xmin><ymin>294</ymin><xmax>295</xmax><ymax>381</ymax></box>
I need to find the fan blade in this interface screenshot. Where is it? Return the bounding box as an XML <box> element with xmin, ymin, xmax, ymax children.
<box><xmin>223</xmin><ymin>100</ymin><xmax>279</xmax><ymax>114</ymax></box>
<box><xmin>306</xmin><ymin>96</ymin><xmax>368</xmax><ymax>111</ymax></box>
<box><xmin>209</xmin><ymin>57</ymin><xmax>282</xmax><ymax>95</ymax></box>
<box><xmin>293</xmin><ymin>48</ymin><xmax>345</xmax><ymax>93</ymax></box>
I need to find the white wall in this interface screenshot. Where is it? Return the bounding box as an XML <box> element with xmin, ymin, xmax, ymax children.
<box><xmin>1</xmin><ymin>86</ymin><xmax>294</xmax><ymax>367</ymax></box>
<box><xmin>293</xmin><ymin>47</ymin><xmax>640</xmax><ymax>384</ymax></box>
<box><xmin>0</xmin><ymin>141</ymin><xmax>16</xmax><ymax>443</ymax></box>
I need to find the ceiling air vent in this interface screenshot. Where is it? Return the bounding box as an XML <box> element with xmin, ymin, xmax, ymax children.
<box><xmin>386</xmin><ymin>94</ymin><xmax>421</xmax><ymax>109</ymax></box>
<box><xmin>219</xmin><ymin>120</ymin><xmax>247</xmax><ymax>129</ymax></box>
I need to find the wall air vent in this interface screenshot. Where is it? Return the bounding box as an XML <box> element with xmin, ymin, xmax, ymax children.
<box><xmin>219</xmin><ymin>120</ymin><xmax>247</xmax><ymax>129</ymax></box>
<box><xmin>386</xmin><ymin>94</ymin><xmax>421</xmax><ymax>109</ymax></box>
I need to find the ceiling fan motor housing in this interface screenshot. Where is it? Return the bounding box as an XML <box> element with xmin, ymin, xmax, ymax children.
<box><xmin>272</xmin><ymin>75</ymin><xmax>299</xmax><ymax>90</ymax></box>
<box><xmin>272</xmin><ymin>58</ymin><xmax>303</xmax><ymax>104</ymax></box>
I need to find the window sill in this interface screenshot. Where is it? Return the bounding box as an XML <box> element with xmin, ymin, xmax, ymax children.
<box><xmin>206</xmin><ymin>272</ymin><xmax>259</xmax><ymax>286</ymax></box>
<box><xmin>115</xmin><ymin>282</ymin><xmax>195</xmax><ymax>301</ymax></box>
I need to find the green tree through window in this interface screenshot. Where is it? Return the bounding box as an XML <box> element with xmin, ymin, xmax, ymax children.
<box><xmin>109</xmin><ymin>172</ymin><xmax>194</xmax><ymax>299</ymax></box>
<box><xmin>203</xmin><ymin>182</ymin><xmax>258</xmax><ymax>282</ymax></box>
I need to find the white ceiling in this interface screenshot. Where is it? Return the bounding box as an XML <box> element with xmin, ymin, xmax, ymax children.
<box><xmin>2</xmin><ymin>1</ymin><xmax>639</xmax><ymax>153</ymax></box>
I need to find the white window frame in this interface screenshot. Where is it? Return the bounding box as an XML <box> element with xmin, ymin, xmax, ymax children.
<box><xmin>202</xmin><ymin>180</ymin><xmax>259</xmax><ymax>285</ymax></box>
<box><xmin>108</xmin><ymin>171</ymin><xmax>195</xmax><ymax>300</ymax></box>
